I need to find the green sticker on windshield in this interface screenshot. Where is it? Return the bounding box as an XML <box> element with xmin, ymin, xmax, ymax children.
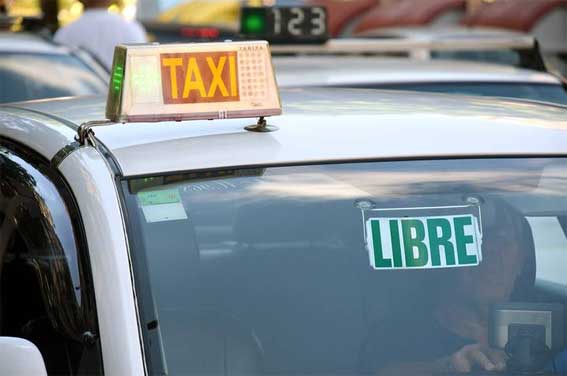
<box><xmin>137</xmin><ymin>188</ymin><xmax>187</xmax><ymax>223</ymax></box>
<box><xmin>138</xmin><ymin>189</ymin><xmax>181</xmax><ymax>206</ymax></box>
<box><xmin>365</xmin><ymin>214</ymin><xmax>482</xmax><ymax>270</ymax></box>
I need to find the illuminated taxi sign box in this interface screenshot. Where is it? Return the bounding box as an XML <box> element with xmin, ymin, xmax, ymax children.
<box><xmin>106</xmin><ymin>41</ymin><xmax>281</xmax><ymax>123</ymax></box>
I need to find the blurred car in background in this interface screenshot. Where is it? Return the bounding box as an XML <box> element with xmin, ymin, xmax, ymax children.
<box><xmin>237</xmin><ymin>5</ymin><xmax>550</xmax><ymax>73</ymax></box>
<box><xmin>355</xmin><ymin>27</ymin><xmax>566</xmax><ymax>76</ymax></box>
<box><xmin>238</xmin><ymin>4</ymin><xmax>566</xmax><ymax>105</ymax></box>
<box><xmin>274</xmin><ymin>56</ymin><xmax>567</xmax><ymax>105</ymax></box>
<box><xmin>138</xmin><ymin>2</ymin><xmax>565</xmax><ymax>77</ymax></box>
<box><xmin>0</xmin><ymin>32</ymin><xmax>108</xmax><ymax>103</ymax></box>
<box><xmin>346</xmin><ymin>0</ymin><xmax>567</xmax><ymax>75</ymax></box>
<box><xmin>354</xmin><ymin>27</ymin><xmax>542</xmax><ymax>65</ymax></box>
<box><xmin>270</xmin><ymin>35</ymin><xmax>548</xmax><ymax>72</ymax></box>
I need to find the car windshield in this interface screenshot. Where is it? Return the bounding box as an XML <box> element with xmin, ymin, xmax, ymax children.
<box><xmin>122</xmin><ymin>158</ymin><xmax>567</xmax><ymax>376</ymax></box>
<box><xmin>337</xmin><ymin>82</ymin><xmax>567</xmax><ymax>106</ymax></box>
<box><xmin>0</xmin><ymin>53</ymin><xmax>107</xmax><ymax>103</ymax></box>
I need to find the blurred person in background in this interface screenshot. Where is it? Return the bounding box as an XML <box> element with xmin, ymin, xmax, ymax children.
<box><xmin>54</xmin><ymin>0</ymin><xmax>147</xmax><ymax>70</ymax></box>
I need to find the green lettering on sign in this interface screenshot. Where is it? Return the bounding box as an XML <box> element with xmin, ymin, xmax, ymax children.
<box><xmin>389</xmin><ymin>220</ymin><xmax>403</xmax><ymax>268</ymax></box>
<box><xmin>427</xmin><ymin>218</ymin><xmax>456</xmax><ymax>266</ymax></box>
<box><xmin>365</xmin><ymin>213</ymin><xmax>480</xmax><ymax>270</ymax></box>
<box><xmin>370</xmin><ymin>220</ymin><xmax>392</xmax><ymax>268</ymax></box>
<box><xmin>454</xmin><ymin>216</ymin><xmax>477</xmax><ymax>265</ymax></box>
<box><xmin>401</xmin><ymin>219</ymin><xmax>428</xmax><ymax>267</ymax></box>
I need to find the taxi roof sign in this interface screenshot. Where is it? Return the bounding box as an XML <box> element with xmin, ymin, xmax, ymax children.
<box><xmin>105</xmin><ymin>41</ymin><xmax>281</xmax><ymax>123</ymax></box>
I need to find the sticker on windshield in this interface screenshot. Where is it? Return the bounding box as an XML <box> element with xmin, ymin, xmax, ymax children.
<box><xmin>366</xmin><ymin>214</ymin><xmax>482</xmax><ymax>269</ymax></box>
<box><xmin>137</xmin><ymin>188</ymin><xmax>188</xmax><ymax>223</ymax></box>
<box><xmin>358</xmin><ymin>204</ymin><xmax>483</xmax><ymax>270</ymax></box>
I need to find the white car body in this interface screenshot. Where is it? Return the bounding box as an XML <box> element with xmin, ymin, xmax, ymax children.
<box><xmin>0</xmin><ymin>89</ymin><xmax>566</xmax><ymax>375</ymax></box>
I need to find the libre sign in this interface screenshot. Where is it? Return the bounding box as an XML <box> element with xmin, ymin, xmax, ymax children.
<box><xmin>366</xmin><ymin>215</ymin><xmax>482</xmax><ymax>270</ymax></box>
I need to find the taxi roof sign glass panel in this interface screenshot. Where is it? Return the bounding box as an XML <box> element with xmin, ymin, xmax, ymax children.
<box><xmin>105</xmin><ymin>41</ymin><xmax>281</xmax><ymax>123</ymax></box>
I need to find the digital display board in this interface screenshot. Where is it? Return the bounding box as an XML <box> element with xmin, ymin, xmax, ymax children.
<box><xmin>240</xmin><ymin>7</ymin><xmax>329</xmax><ymax>44</ymax></box>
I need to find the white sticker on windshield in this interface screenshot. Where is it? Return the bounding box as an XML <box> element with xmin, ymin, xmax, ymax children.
<box><xmin>365</xmin><ymin>214</ymin><xmax>482</xmax><ymax>270</ymax></box>
<box><xmin>138</xmin><ymin>189</ymin><xmax>188</xmax><ymax>223</ymax></box>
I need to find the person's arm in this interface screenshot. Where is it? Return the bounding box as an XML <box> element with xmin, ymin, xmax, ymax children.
<box><xmin>376</xmin><ymin>356</ymin><xmax>454</xmax><ymax>376</ymax></box>
<box><xmin>376</xmin><ymin>344</ymin><xmax>507</xmax><ymax>376</ymax></box>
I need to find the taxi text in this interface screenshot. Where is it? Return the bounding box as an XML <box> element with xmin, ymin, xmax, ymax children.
<box><xmin>160</xmin><ymin>51</ymin><xmax>239</xmax><ymax>104</ymax></box>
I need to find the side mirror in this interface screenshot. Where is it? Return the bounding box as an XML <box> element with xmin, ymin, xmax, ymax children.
<box><xmin>0</xmin><ymin>337</ymin><xmax>47</xmax><ymax>376</ymax></box>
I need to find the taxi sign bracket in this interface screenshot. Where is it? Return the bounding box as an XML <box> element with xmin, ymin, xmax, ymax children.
<box><xmin>76</xmin><ymin>120</ymin><xmax>114</xmax><ymax>146</ymax></box>
<box><xmin>244</xmin><ymin>116</ymin><xmax>278</xmax><ymax>132</ymax></box>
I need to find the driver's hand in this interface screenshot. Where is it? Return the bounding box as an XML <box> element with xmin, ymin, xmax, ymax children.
<box><xmin>450</xmin><ymin>344</ymin><xmax>507</xmax><ymax>373</ymax></box>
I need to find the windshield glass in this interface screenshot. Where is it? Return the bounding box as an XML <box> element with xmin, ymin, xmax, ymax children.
<box><xmin>338</xmin><ymin>83</ymin><xmax>567</xmax><ymax>106</ymax></box>
<box><xmin>122</xmin><ymin>158</ymin><xmax>567</xmax><ymax>376</ymax></box>
<box><xmin>0</xmin><ymin>53</ymin><xmax>107</xmax><ymax>103</ymax></box>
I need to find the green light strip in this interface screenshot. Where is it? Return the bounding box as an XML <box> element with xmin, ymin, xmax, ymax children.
<box><xmin>106</xmin><ymin>46</ymin><xmax>127</xmax><ymax>122</ymax></box>
<box><xmin>112</xmin><ymin>65</ymin><xmax>124</xmax><ymax>92</ymax></box>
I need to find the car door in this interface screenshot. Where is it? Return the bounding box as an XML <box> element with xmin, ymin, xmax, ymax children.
<box><xmin>0</xmin><ymin>138</ymin><xmax>103</xmax><ymax>375</ymax></box>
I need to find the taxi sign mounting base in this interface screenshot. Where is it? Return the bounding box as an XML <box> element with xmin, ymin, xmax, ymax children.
<box><xmin>245</xmin><ymin>117</ymin><xmax>278</xmax><ymax>133</ymax></box>
<box><xmin>76</xmin><ymin>120</ymin><xmax>114</xmax><ymax>146</ymax></box>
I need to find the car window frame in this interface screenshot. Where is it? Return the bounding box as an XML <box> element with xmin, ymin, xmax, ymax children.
<box><xmin>0</xmin><ymin>137</ymin><xmax>104</xmax><ymax>375</ymax></box>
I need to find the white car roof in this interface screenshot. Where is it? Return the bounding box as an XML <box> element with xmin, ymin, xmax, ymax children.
<box><xmin>2</xmin><ymin>89</ymin><xmax>567</xmax><ymax>177</ymax></box>
<box><xmin>0</xmin><ymin>32</ymin><xmax>69</xmax><ymax>54</ymax></box>
<box><xmin>273</xmin><ymin>56</ymin><xmax>561</xmax><ymax>87</ymax></box>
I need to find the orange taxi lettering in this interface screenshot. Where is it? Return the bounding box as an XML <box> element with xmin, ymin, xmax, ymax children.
<box><xmin>160</xmin><ymin>52</ymin><xmax>239</xmax><ymax>104</ymax></box>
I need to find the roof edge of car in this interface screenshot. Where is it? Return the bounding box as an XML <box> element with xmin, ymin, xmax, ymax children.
<box><xmin>1</xmin><ymin>102</ymin><xmax>81</xmax><ymax>131</ymax></box>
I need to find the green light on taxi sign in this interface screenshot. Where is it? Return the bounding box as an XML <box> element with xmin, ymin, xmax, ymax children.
<box><xmin>106</xmin><ymin>46</ymin><xmax>127</xmax><ymax>123</ymax></box>
<box><xmin>112</xmin><ymin>65</ymin><xmax>124</xmax><ymax>92</ymax></box>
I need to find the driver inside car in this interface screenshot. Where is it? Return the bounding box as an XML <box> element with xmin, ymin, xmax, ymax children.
<box><xmin>359</xmin><ymin>197</ymin><xmax>533</xmax><ymax>375</ymax></box>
